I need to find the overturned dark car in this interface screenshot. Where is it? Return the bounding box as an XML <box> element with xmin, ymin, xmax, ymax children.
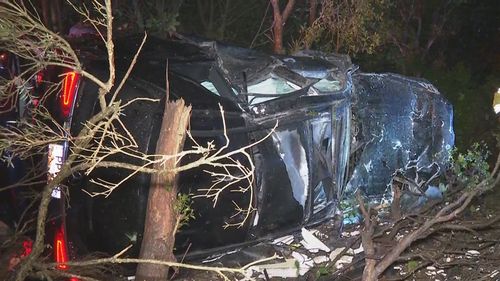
<box><xmin>1</xmin><ymin>35</ymin><xmax>454</xmax><ymax>265</ymax></box>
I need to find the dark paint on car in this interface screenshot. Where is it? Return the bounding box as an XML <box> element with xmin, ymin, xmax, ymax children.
<box><xmin>64</xmin><ymin>36</ymin><xmax>355</xmax><ymax>259</ymax></box>
<box><xmin>1</xmin><ymin>35</ymin><xmax>454</xmax><ymax>265</ymax></box>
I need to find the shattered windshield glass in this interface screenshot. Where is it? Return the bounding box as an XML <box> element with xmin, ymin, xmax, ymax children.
<box><xmin>309</xmin><ymin>77</ymin><xmax>343</xmax><ymax>95</ymax></box>
<box><xmin>313</xmin><ymin>79</ymin><xmax>342</xmax><ymax>92</ymax></box>
<box><xmin>247</xmin><ymin>75</ymin><xmax>301</xmax><ymax>104</ymax></box>
<box><xmin>248</xmin><ymin>76</ymin><xmax>300</xmax><ymax>94</ymax></box>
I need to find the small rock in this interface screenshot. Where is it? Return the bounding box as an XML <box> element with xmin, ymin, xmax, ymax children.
<box><xmin>353</xmin><ymin>245</ymin><xmax>364</xmax><ymax>254</ymax></box>
<box><xmin>329</xmin><ymin>247</ymin><xmax>345</xmax><ymax>260</ymax></box>
<box><xmin>334</xmin><ymin>255</ymin><xmax>353</xmax><ymax>269</ymax></box>
<box><xmin>349</xmin><ymin>230</ymin><xmax>360</xmax><ymax>236</ymax></box>
<box><xmin>465</xmin><ymin>250</ymin><xmax>480</xmax><ymax>256</ymax></box>
<box><xmin>313</xmin><ymin>256</ymin><xmax>329</xmax><ymax>264</ymax></box>
<box><xmin>336</xmin><ymin>255</ymin><xmax>353</xmax><ymax>264</ymax></box>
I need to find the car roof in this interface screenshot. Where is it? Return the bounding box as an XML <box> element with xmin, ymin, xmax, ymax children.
<box><xmin>73</xmin><ymin>35</ymin><xmax>353</xmax><ymax>105</ymax></box>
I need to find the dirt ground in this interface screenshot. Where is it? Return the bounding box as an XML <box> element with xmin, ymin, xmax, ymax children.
<box><xmin>2</xmin><ymin>186</ymin><xmax>499</xmax><ymax>281</ymax></box>
<box><xmin>387</xmin><ymin>185</ymin><xmax>500</xmax><ymax>281</ymax></box>
<box><xmin>173</xmin><ymin>185</ymin><xmax>500</xmax><ymax>281</ymax></box>
<box><xmin>320</xmin><ymin>185</ymin><xmax>500</xmax><ymax>281</ymax></box>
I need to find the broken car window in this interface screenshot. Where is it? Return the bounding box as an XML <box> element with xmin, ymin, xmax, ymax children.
<box><xmin>247</xmin><ymin>75</ymin><xmax>301</xmax><ymax>105</ymax></box>
<box><xmin>311</xmin><ymin>78</ymin><xmax>342</xmax><ymax>94</ymax></box>
<box><xmin>248</xmin><ymin>76</ymin><xmax>300</xmax><ymax>95</ymax></box>
<box><xmin>200</xmin><ymin>81</ymin><xmax>220</xmax><ymax>96</ymax></box>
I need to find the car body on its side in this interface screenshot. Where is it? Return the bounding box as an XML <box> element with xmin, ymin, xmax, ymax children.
<box><xmin>61</xmin><ymin>36</ymin><xmax>355</xmax><ymax>259</ymax></box>
<box><xmin>0</xmin><ymin>35</ymin><xmax>454</xmax><ymax>274</ymax></box>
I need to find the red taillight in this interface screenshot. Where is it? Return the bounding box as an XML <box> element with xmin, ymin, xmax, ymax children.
<box><xmin>21</xmin><ymin>240</ymin><xmax>33</xmax><ymax>258</ymax></box>
<box><xmin>54</xmin><ymin>226</ymin><xmax>69</xmax><ymax>270</ymax></box>
<box><xmin>54</xmin><ymin>226</ymin><xmax>80</xmax><ymax>281</ymax></box>
<box><xmin>60</xmin><ymin>71</ymin><xmax>79</xmax><ymax>119</ymax></box>
<box><xmin>36</xmin><ymin>71</ymin><xmax>44</xmax><ymax>85</ymax></box>
<box><xmin>0</xmin><ymin>52</ymin><xmax>7</xmax><ymax>64</ymax></box>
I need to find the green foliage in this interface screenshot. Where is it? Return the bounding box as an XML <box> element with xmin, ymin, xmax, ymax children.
<box><xmin>292</xmin><ymin>0</ymin><xmax>390</xmax><ymax>55</ymax></box>
<box><xmin>315</xmin><ymin>265</ymin><xmax>330</xmax><ymax>277</ymax></box>
<box><xmin>294</xmin><ymin>260</ymin><xmax>300</xmax><ymax>276</ymax></box>
<box><xmin>174</xmin><ymin>193</ymin><xmax>195</xmax><ymax>229</ymax></box>
<box><xmin>450</xmin><ymin>143</ymin><xmax>491</xmax><ymax>190</ymax></box>
<box><xmin>178</xmin><ymin>0</ymin><xmax>269</xmax><ymax>47</ymax></box>
<box><xmin>144</xmin><ymin>11</ymin><xmax>180</xmax><ymax>34</ymax></box>
<box><xmin>406</xmin><ymin>260</ymin><xmax>419</xmax><ymax>272</ymax></box>
<box><xmin>422</xmin><ymin>64</ymin><xmax>498</xmax><ymax>149</ymax></box>
<box><xmin>114</xmin><ymin>0</ymin><xmax>184</xmax><ymax>36</ymax></box>
<box><xmin>339</xmin><ymin>196</ymin><xmax>359</xmax><ymax>222</ymax></box>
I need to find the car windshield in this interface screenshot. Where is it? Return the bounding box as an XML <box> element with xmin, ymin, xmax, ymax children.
<box><xmin>311</xmin><ymin>78</ymin><xmax>342</xmax><ymax>93</ymax></box>
<box><xmin>248</xmin><ymin>76</ymin><xmax>300</xmax><ymax>94</ymax></box>
<box><xmin>246</xmin><ymin>75</ymin><xmax>301</xmax><ymax>105</ymax></box>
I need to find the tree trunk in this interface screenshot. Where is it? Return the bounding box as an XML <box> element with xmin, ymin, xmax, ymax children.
<box><xmin>308</xmin><ymin>0</ymin><xmax>317</xmax><ymax>26</ymax></box>
<box><xmin>272</xmin><ymin>13</ymin><xmax>284</xmax><ymax>54</ymax></box>
<box><xmin>135</xmin><ymin>99</ymin><xmax>191</xmax><ymax>281</ymax></box>
<box><xmin>270</xmin><ymin>0</ymin><xmax>296</xmax><ymax>54</ymax></box>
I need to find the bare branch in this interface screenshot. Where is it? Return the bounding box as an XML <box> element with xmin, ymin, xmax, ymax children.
<box><xmin>109</xmin><ymin>32</ymin><xmax>148</xmax><ymax>105</ymax></box>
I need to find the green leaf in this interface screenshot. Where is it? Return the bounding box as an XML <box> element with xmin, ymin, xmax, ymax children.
<box><xmin>406</xmin><ymin>260</ymin><xmax>419</xmax><ymax>272</ymax></box>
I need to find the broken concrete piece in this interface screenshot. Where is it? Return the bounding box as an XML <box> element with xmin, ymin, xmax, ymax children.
<box><xmin>313</xmin><ymin>255</ymin><xmax>330</xmax><ymax>264</ymax></box>
<box><xmin>292</xmin><ymin>251</ymin><xmax>314</xmax><ymax>269</ymax></box>
<box><xmin>334</xmin><ymin>254</ymin><xmax>353</xmax><ymax>269</ymax></box>
<box><xmin>246</xmin><ymin>259</ymin><xmax>300</xmax><ymax>278</ymax></box>
<box><xmin>272</xmin><ymin>234</ymin><xmax>294</xmax><ymax>245</ymax></box>
<box><xmin>336</xmin><ymin>255</ymin><xmax>353</xmax><ymax>264</ymax></box>
<box><xmin>300</xmin><ymin>228</ymin><xmax>331</xmax><ymax>253</ymax></box>
<box><xmin>329</xmin><ymin>247</ymin><xmax>346</xmax><ymax>260</ymax></box>
<box><xmin>353</xmin><ymin>244</ymin><xmax>364</xmax><ymax>254</ymax></box>
<box><xmin>245</xmin><ymin>252</ymin><xmax>313</xmax><ymax>279</ymax></box>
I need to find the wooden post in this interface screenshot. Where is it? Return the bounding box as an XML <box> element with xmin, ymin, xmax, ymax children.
<box><xmin>135</xmin><ymin>99</ymin><xmax>191</xmax><ymax>281</ymax></box>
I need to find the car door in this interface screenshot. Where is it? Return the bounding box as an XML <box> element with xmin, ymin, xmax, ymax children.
<box><xmin>237</xmin><ymin>62</ymin><xmax>353</xmax><ymax>237</ymax></box>
<box><xmin>66</xmin><ymin>58</ymin><xmax>256</xmax><ymax>257</ymax></box>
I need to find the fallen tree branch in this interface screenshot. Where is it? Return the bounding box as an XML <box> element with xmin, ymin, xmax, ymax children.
<box><xmin>370</xmin><ymin>190</ymin><xmax>477</xmax><ymax>280</ymax></box>
<box><xmin>357</xmin><ymin>192</ymin><xmax>377</xmax><ymax>280</ymax></box>
<box><xmin>33</xmin><ymin>253</ymin><xmax>279</xmax><ymax>281</ymax></box>
<box><xmin>359</xmin><ymin>146</ymin><xmax>500</xmax><ymax>280</ymax></box>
